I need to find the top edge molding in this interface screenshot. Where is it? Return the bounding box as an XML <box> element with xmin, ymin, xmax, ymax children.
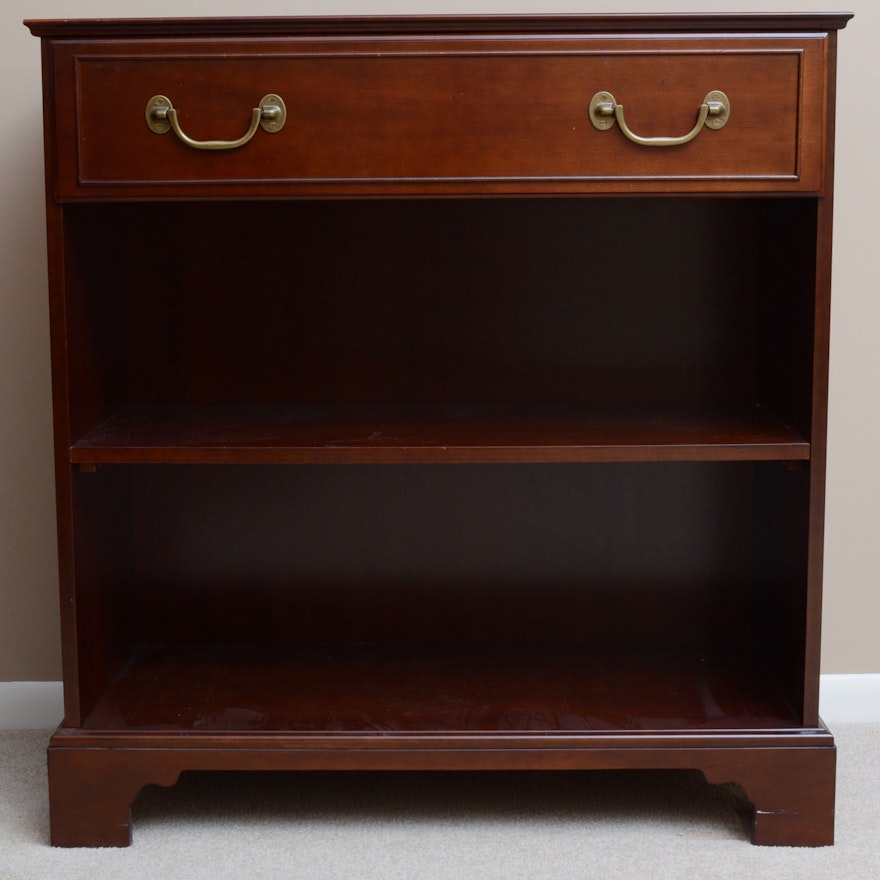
<box><xmin>25</xmin><ymin>13</ymin><xmax>854</xmax><ymax>39</ymax></box>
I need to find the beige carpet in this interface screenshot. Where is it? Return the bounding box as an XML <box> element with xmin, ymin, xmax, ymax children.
<box><xmin>1</xmin><ymin>724</ymin><xmax>879</xmax><ymax>879</ymax></box>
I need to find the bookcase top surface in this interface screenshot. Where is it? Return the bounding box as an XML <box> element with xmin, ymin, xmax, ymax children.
<box><xmin>25</xmin><ymin>13</ymin><xmax>853</xmax><ymax>39</ymax></box>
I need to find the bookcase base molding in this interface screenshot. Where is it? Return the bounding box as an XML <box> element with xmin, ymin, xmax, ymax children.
<box><xmin>48</xmin><ymin>728</ymin><xmax>836</xmax><ymax>848</ymax></box>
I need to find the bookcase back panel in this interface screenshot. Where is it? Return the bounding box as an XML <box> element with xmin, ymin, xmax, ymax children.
<box><xmin>65</xmin><ymin>198</ymin><xmax>813</xmax><ymax>432</ymax></box>
<box><xmin>110</xmin><ymin>462</ymin><xmax>759</xmax><ymax>646</ymax></box>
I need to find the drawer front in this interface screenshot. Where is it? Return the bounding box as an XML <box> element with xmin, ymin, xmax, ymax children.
<box><xmin>53</xmin><ymin>36</ymin><xmax>827</xmax><ymax>196</ymax></box>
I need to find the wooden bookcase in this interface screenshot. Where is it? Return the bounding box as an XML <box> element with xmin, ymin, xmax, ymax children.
<box><xmin>26</xmin><ymin>13</ymin><xmax>851</xmax><ymax>847</ymax></box>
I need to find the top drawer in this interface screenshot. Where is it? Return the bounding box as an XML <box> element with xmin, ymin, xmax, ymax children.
<box><xmin>50</xmin><ymin>35</ymin><xmax>829</xmax><ymax>197</ymax></box>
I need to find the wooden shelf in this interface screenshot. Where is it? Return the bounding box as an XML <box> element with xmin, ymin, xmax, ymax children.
<box><xmin>81</xmin><ymin>642</ymin><xmax>801</xmax><ymax>735</ymax></box>
<box><xmin>70</xmin><ymin>402</ymin><xmax>809</xmax><ymax>465</ymax></box>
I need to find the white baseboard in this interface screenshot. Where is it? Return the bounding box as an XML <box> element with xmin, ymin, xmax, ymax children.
<box><xmin>819</xmin><ymin>674</ymin><xmax>880</xmax><ymax>724</ymax></box>
<box><xmin>0</xmin><ymin>675</ymin><xmax>878</xmax><ymax>730</ymax></box>
<box><xmin>0</xmin><ymin>682</ymin><xmax>63</xmax><ymax>730</ymax></box>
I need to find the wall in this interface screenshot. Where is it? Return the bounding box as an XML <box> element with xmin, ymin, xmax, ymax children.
<box><xmin>0</xmin><ymin>0</ymin><xmax>875</xmax><ymax>681</ymax></box>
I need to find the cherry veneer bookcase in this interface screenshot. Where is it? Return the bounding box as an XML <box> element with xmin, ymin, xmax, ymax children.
<box><xmin>27</xmin><ymin>13</ymin><xmax>851</xmax><ymax>847</ymax></box>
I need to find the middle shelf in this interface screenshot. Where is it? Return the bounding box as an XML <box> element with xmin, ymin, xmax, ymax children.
<box><xmin>70</xmin><ymin>401</ymin><xmax>808</xmax><ymax>465</ymax></box>
<box><xmin>64</xmin><ymin>196</ymin><xmax>818</xmax><ymax>468</ymax></box>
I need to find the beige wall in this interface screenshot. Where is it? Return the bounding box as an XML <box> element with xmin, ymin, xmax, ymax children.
<box><xmin>0</xmin><ymin>0</ymin><xmax>875</xmax><ymax>680</ymax></box>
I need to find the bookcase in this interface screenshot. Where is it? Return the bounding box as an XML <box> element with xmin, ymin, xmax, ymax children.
<box><xmin>27</xmin><ymin>13</ymin><xmax>851</xmax><ymax>846</ymax></box>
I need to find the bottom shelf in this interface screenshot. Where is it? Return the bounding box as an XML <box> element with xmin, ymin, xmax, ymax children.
<box><xmin>80</xmin><ymin>643</ymin><xmax>802</xmax><ymax>735</ymax></box>
<box><xmin>55</xmin><ymin>642</ymin><xmax>835</xmax><ymax>848</ymax></box>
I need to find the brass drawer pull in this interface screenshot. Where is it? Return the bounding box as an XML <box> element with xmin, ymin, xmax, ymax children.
<box><xmin>589</xmin><ymin>90</ymin><xmax>730</xmax><ymax>147</ymax></box>
<box><xmin>146</xmin><ymin>94</ymin><xmax>286</xmax><ymax>151</ymax></box>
